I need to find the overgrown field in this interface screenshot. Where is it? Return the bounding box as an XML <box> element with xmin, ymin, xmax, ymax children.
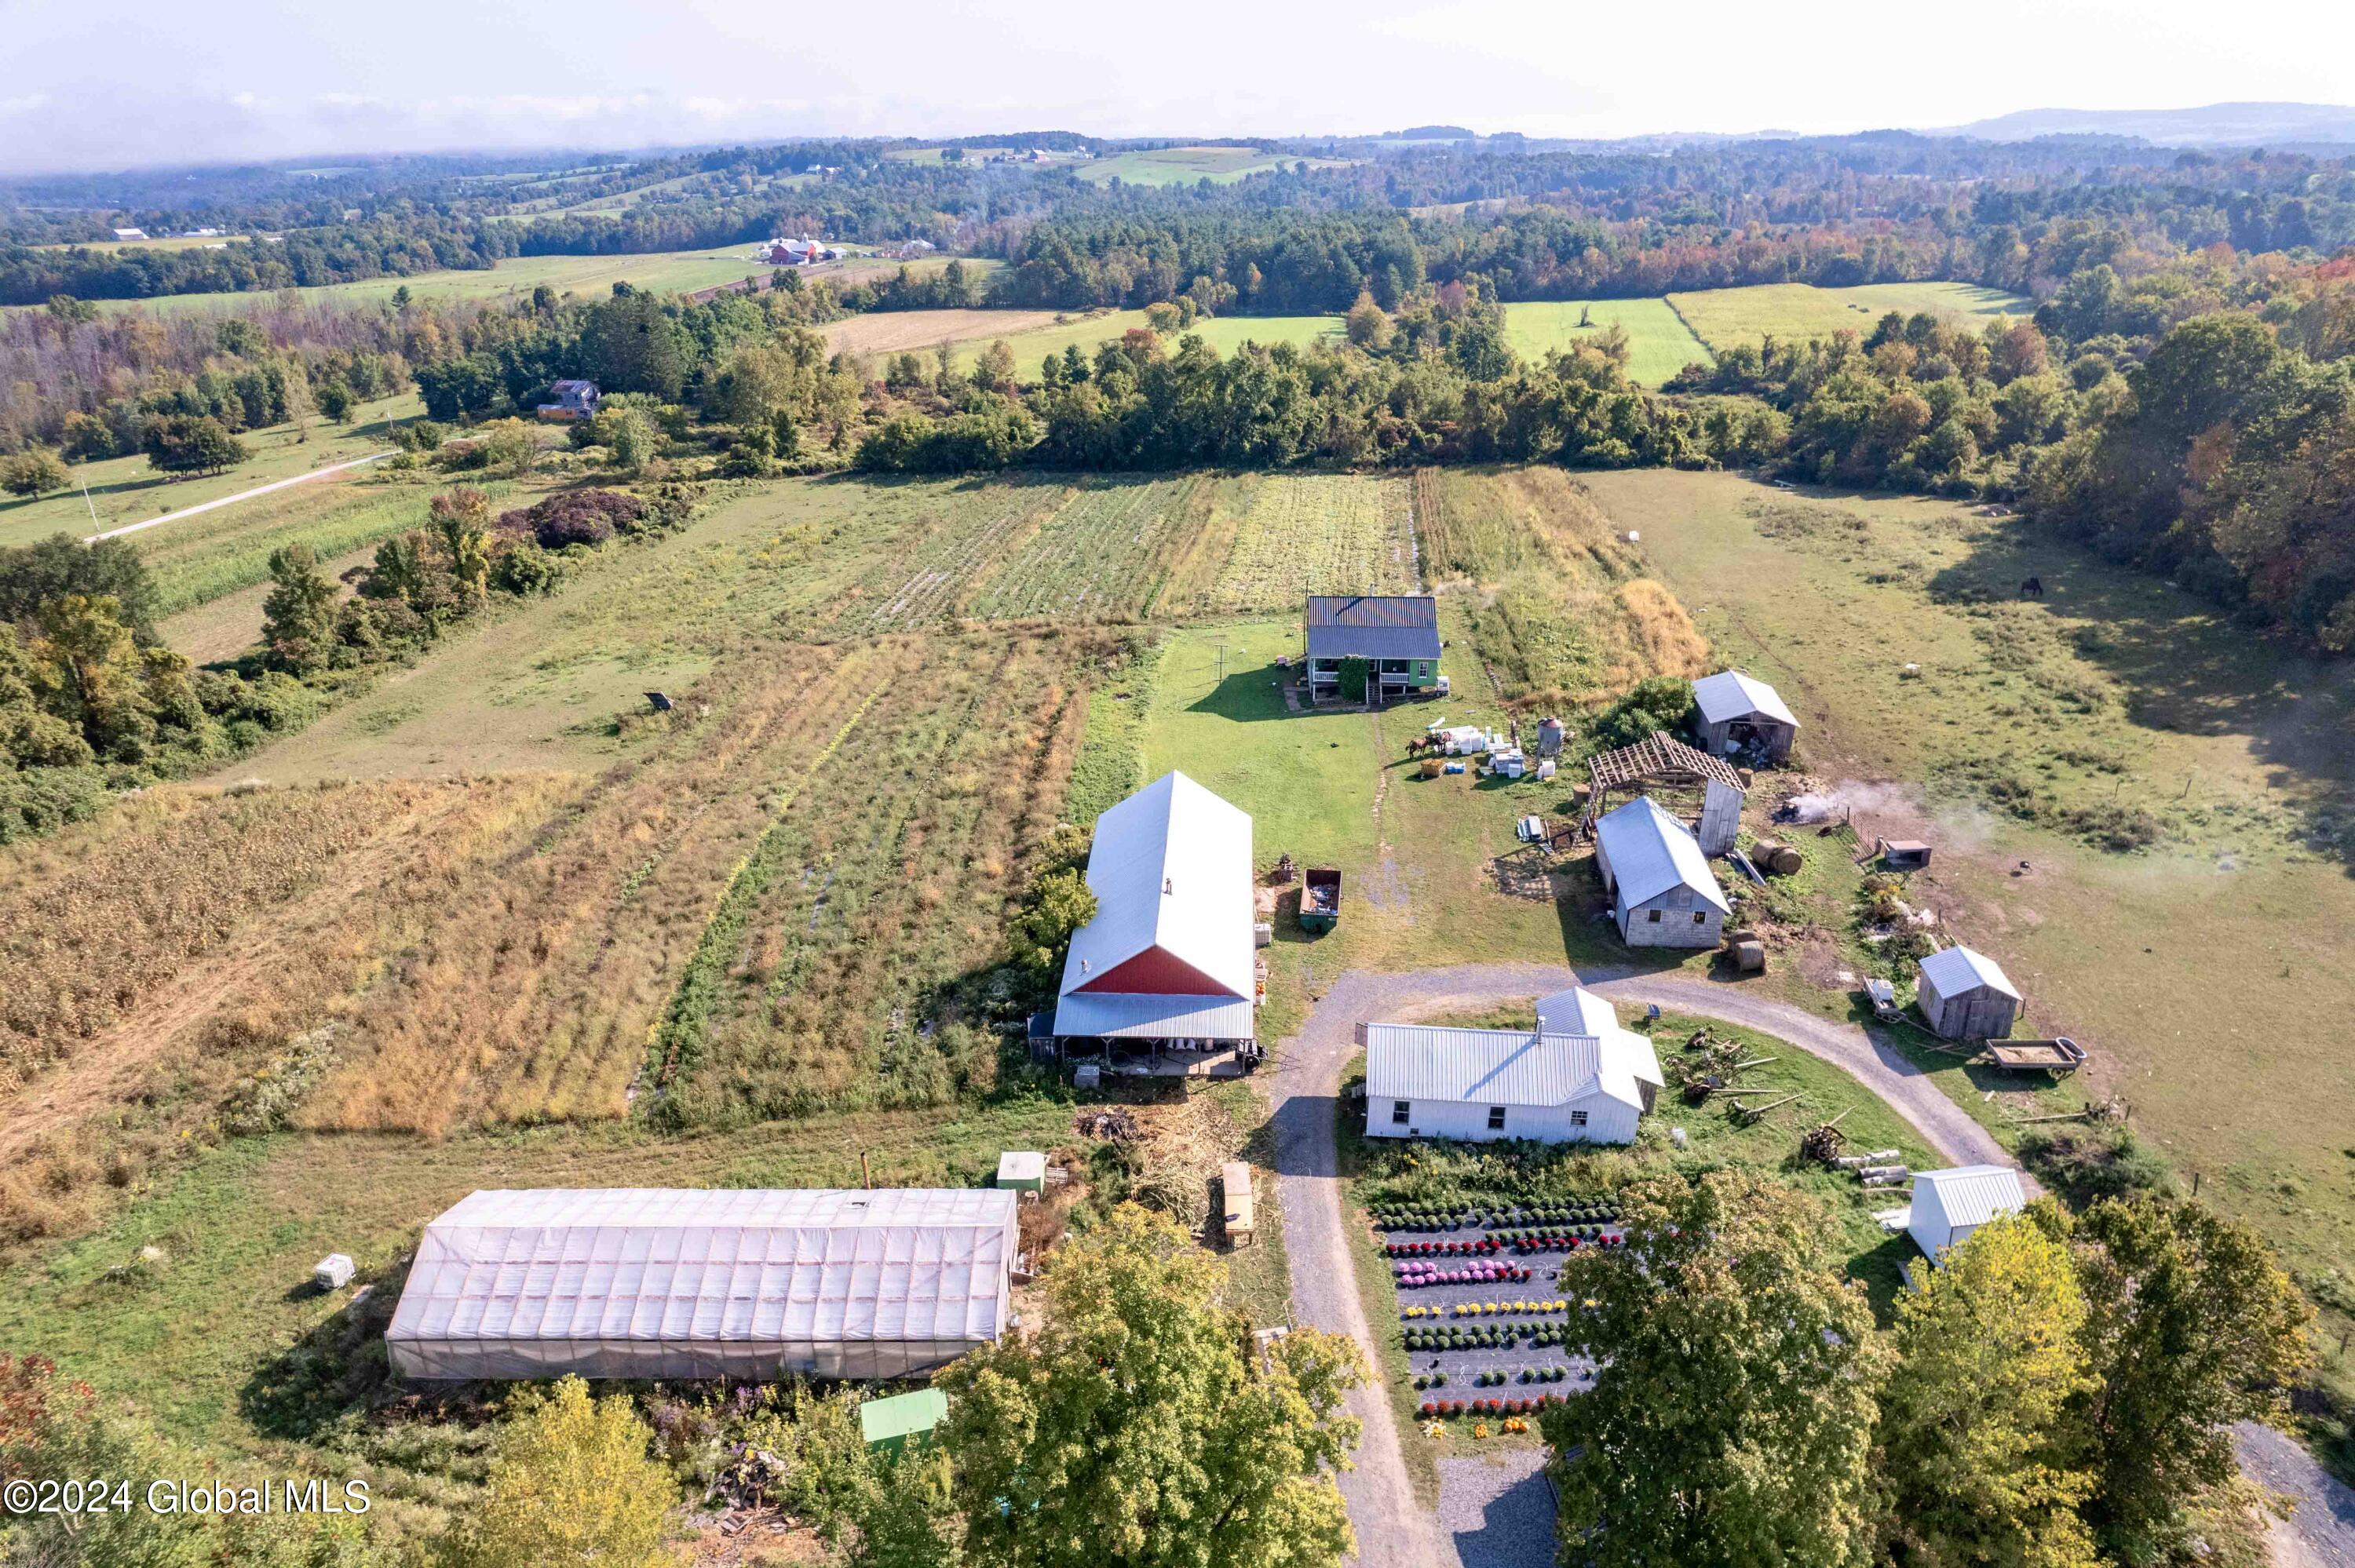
<box><xmin>1075</xmin><ymin>146</ymin><xmax>1353</xmax><ymax>185</ymax></box>
<box><xmin>1500</xmin><ymin>300</ymin><xmax>1714</xmax><ymax>386</ymax></box>
<box><xmin>1418</xmin><ymin>466</ymin><xmax>1708</xmax><ymax>709</ymax></box>
<box><xmin>951</xmin><ymin>309</ymin><xmax>1343</xmax><ymax>373</ymax></box>
<box><xmin>1583</xmin><ymin>467</ymin><xmax>2355</xmax><ymax>1339</ymax></box>
<box><xmin>1665</xmin><ymin>281</ymin><xmax>2032</xmax><ymax>353</ymax></box>
<box><xmin>822</xmin><ymin>307</ymin><xmax>1061</xmax><ymax>357</ymax></box>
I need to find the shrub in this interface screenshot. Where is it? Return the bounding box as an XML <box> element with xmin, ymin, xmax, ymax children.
<box><xmin>496</xmin><ymin>489</ymin><xmax>646</xmax><ymax>551</ymax></box>
<box><xmin>2018</xmin><ymin>1125</ymin><xmax>2178</xmax><ymax>1207</ymax></box>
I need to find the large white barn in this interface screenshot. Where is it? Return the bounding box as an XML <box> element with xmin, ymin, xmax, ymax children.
<box><xmin>386</xmin><ymin>1187</ymin><xmax>1018</xmax><ymax>1381</ymax></box>
<box><xmin>1593</xmin><ymin>796</ymin><xmax>1730</xmax><ymax>948</ymax></box>
<box><xmin>1907</xmin><ymin>1165</ymin><xmax>2028</xmax><ymax>1265</ymax></box>
<box><xmin>1053</xmin><ymin>771</ymin><xmax>1255</xmax><ymax>1047</ymax></box>
<box><xmin>1364</xmin><ymin>986</ymin><xmax>1663</xmax><ymax>1145</ymax></box>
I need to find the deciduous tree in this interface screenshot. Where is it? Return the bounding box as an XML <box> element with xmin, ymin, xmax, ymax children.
<box><xmin>440</xmin><ymin>1376</ymin><xmax>675</xmax><ymax>1568</ymax></box>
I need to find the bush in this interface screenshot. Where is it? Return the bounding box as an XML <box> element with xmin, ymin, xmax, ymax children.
<box><xmin>1590</xmin><ymin>675</ymin><xmax>1696</xmax><ymax>750</ymax></box>
<box><xmin>495</xmin><ymin>489</ymin><xmax>646</xmax><ymax>550</ymax></box>
<box><xmin>489</xmin><ymin>539</ymin><xmax>563</xmax><ymax>596</ymax></box>
<box><xmin>2018</xmin><ymin>1125</ymin><xmax>2178</xmax><ymax>1208</ymax></box>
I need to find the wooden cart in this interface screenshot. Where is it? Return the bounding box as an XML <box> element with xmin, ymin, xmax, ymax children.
<box><xmin>1981</xmin><ymin>1037</ymin><xmax>2087</xmax><ymax>1075</ymax></box>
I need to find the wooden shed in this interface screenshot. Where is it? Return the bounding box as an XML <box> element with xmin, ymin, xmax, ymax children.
<box><xmin>1915</xmin><ymin>946</ymin><xmax>2022</xmax><ymax>1040</ymax></box>
<box><xmin>1593</xmin><ymin>797</ymin><xmax>1731</xmax><ymax>949</ymax></box>
<box><xmin>1691</xmin><ymin>669</ymin><xmax>1798</xmax><ymax>763</ymax></box>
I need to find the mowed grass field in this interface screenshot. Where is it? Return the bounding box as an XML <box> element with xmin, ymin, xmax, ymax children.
<box><xmin>1502</xmin><ymin>299</ymin><xmax>1714</xmax><ymax>386</ymax></box>
<box><xmin>1666</xmin><ymin>281</ymin><xmax>2032</xmax><ymax>352</ymax></box>
<box><xmin>1580</xmin><ymin>469</ymin><xmax>2355</xmax><ymax>1320</ymax></box>
<box><xmin>0</xmin><ymin>391</ymin><xmax>418</xmax><ymax>550</ymax></box>
<box><xmin>1077</xmin><ymin>146</ymin><xmax>1353</xmax><ymax>184</ymax></box>
<box><xmin>952</xmin><ymin>308</ymin><xmax>1345</xmax><ymax>372</ymax></box>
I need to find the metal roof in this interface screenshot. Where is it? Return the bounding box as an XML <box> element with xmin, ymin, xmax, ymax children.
<box><xmin>1594</xmin><ymin>796</ymin><xmax>1730</xmax><ymax>913</ymax></box>
<box><xmin>1535</xmin><ymin>986</ymin><xmax>1618</xmax><ymax>1038</ymax></box>
<box><xmin>1304</xmin><ymin>595</ymin><xmax>1442</xmax><ymax>662</ymax></box>
<box><xmin>1052</xmin><ymin>991</ymin><xmax>1256</xmax><ymax>1040</ymax></box>
<box><xmin>1918</xmin><ymin>945</ymin><xmax>2021</xmax><ymax>1000</ymax></box>
<box><xmin>1364</xmin><ymin>1021</ymin><xmax>1661</xmax><ymax>1112</ymax></box>
<box><xmin>386</xmin><ymin>1188</ymin><xmax>1017</xmax><ymax>1380</ymax></box>
<box><xmin>1059</xmin><ymin>771</ymin><xmax>1254</xmax><ymax>1003</ymax></box>
<box><xmin>1692</xmin><ymin>669</ymin><xmax>1799</xmax><ymax>729</ymax></box>
<box><xmin>1914</xmin><ymin>1165</ymin><xmax>2027</xmax><ymax>1230</ymax></box>
<box><xmin>995</xmin><ymin>1151</ymin><xmax>1045</xmax><ymax>1183</ymax></box>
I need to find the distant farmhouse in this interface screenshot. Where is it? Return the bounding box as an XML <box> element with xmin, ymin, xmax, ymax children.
<box><xmin>1593</xmin><ymin>795</ymin><xmax>1730</xmax><ymax>947</ymax></box>
<box><xmin>1053</xmin><ymin>771</ymin><xmax>1257</xmax><ymax>1054</ymax></box>
<box><xmin>1364</xmin><ymin>986</ymin><xmax>1663</xmax><ymax>1145</ymax></box>
<box><xmin>893</xmin><ymin>239</ymin><xmax>938</xmax><ymax>260</ymax></box>
<box><xmin>111</xmin><ymin>227</ymin><xmax>148</xmax><ymax>242</ymax></box>
<box><xmin>1302</xmin><ymin>594</ymin><xmax>1443</xmax><ymax>704</ymax></box>
<box><xmin>535</xmin><ymin>379</ymin><xmax>600</xmax><ymax>421</ymax></box>
<box><xmin>1691</xmin><ymin>669</ymin><xmax>1798</xmax><ymax>761</ymax></box>
<box><xmin>759</xmin><ymin>236</ymin><xmax>842</xmax><ymax>266</ymax></box>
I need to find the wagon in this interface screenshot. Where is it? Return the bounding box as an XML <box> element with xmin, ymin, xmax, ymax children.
<box><xmin>1299</xmin><ymin>868</ymin><xmax>1342</xmax><ymax>935</ymax></box>
<box><xmin>1863</xmin><ymin>978</ymin><xmax>1898</xmax><ymax>1019</ymax></box>
<box><xmin>1981</xmin><ymin>1037</ymin><xmax>2087</xmax><ymax>1075</ymax></box>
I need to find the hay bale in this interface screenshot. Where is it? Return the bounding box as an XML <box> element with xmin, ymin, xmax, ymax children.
<box><xmin>1730</xmin><ymin>939</ymin><xmax>1766</xmax><ymax>972</ymax></box>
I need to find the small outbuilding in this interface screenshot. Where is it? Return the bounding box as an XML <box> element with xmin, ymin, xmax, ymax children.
<box><xmin>995</xmin><ymin>1151</ymin><xmax>1046</xmax><ymax>1194</ymax></box>
<box><xmin>1691</xmin><ymin>669</ymin><xmax>1799</xmax><ymax>762</ymax></box>
<box><xmin>1908</xmin><ymin>1165</ymin><xmax>2028</xmax><ymax>1265</ymax></box>
<box><xmin>1220</xmin><ymin>1160</ymin><xmax>1255</xmax><ymax>1246</ymax></box>
<box><xmin>1592</xmin><ymin>796</ymin><xmax>1731</xmax><ymax>948</ymax></box>
<box><xmin>1915</xmin><ymin>946</ymin><xmax>2022</xmax><ymax>1040</ymax></box>
<box><xmin>1364</xmin><ymin>986</ymin><xmax>1663</xmax><ymax>1145</ymax></box>
<box><xmin>860</xmin><ymin>1387</ymin><xmax>948</xmax><ymax>1453</ymax></box>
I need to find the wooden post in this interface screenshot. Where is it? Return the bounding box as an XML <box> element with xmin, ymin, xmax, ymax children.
<box><xmin>2191</xmin><ymin>1170</ymin><xmax>2200</xmax><ymax>1198</ymax></box>
<box><xmin>860</xmin><ymin>1150</ymin><xmax>871</xmax><ymax>1189</ymax></box>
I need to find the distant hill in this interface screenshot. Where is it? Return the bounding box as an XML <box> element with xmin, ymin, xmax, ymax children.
<box><xmin>1941</xmin><ymin>101</ymin><xmax>2355</xmax><ymax>148</ymax></box>
<box><xmin>1382</xmin><ymin>125</ymin><xmax>1477</xmax><ymax>142</ymax></box>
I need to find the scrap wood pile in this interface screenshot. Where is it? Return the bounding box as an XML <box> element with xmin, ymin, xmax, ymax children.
<box><xmin>1073</xmin><ymin>1107</ymin><xmax>1138</xmax><ymax>1141</ymax></box>
<box><xmin>1802</xmin><ymin>1112</ymin><xmax>1910</xmax><ymax>1186</ymax></box>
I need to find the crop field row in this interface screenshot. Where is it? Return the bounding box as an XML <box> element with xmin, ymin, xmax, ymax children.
<box><xmin>962</xmin><ymin>476</ymin><xmax>1203</xmax><ymax>621</ymax></box>
<box><xmin>1158</xmin><ymin>472</ymin><xmax>1420</xmax><ymax>616</ymax></box>
<box><xmin>833</xmin><ymin>478</ymin><xmax>1075</xmax><ymax>632</ymax></box>
<box><xmin>648</xmin><ymin>627</ymin><xmax>1126</xmax><ymax>1126</ymax></box>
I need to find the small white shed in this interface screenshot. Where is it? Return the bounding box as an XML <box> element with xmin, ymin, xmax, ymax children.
<box><xmin>1908</xmin><ymin>1165</ymin><xmax>2027</xmax><ymax>1264</ymax></box>
<box><xmin>1915</xmin><ymin>946</ymin><xmax>2022</xmax><ymax>1040</ymax></box>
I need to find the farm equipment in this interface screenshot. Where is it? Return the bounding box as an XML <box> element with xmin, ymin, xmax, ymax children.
<box><xmin>1863</xmin><ymin>978</ymin><xmax>1899</xmax><ymax>1019</ymax></box>
<box><xmin>1799</xmin><ymin>1109</ymin><xmax>1852</xmax><ymax>1165</ymax></box>
<box><xmin>1981</xmin><ymin>1037</ymin><xmax>2088</xmax><ymax>1076</ymax></box>
<box><xmin>1299</xmin><ymin>868</ymin><xmax>1342</xmax><ymax>935</ymax></box>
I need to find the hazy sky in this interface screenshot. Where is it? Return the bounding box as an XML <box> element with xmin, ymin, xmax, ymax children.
<box><xmin>6</xmin><ymin>0</ymin><xmax>2353</xmax><ymax>176</ymax></box>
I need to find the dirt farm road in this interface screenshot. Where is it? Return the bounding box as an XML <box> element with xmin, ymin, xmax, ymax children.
<box><xmin>1270</xmin><ymin>961</ymin><xmax>2349</xmax><ymax>1568</ymax></box>
<box><xmin>84</xmin><ymin>450</ymin><xmax>394</xmax><ymax>542</ymax></box>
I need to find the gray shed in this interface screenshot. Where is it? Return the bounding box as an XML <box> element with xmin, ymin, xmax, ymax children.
<box><xmin>1592</xmin><ymin>796</ymin><xmax>1730</xmax><ymax>948</ymax></box>
<box><xmin>1915</xmin><ymin>946</ymin><xmax>2022</xmax><ymax>1040</ymax></box>
<box><xmin>1691</xmin><ymin>670</ymin><xmax>1798</xmax><ymax>762</ymax></box>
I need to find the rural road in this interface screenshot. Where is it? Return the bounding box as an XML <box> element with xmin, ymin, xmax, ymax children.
<box><xmin>1271</xmin><ymin>961</ymin><xmax>2342</xmax><ymax>1567</ymax></box>
<box><xmin>84</xmin><ymin>450</ymin><xmax>393</xmax><ymax>542</ymax></box>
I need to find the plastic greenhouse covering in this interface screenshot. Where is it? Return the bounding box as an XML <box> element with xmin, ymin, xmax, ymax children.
<box><xmin>387</xmin><ymin>1187</ymin><xmax>1018</xmax><ymax>1380</ymax></box>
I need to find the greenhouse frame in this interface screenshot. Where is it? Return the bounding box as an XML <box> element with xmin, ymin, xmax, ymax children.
<box><xmin>386</xmin><ymin>1187</ymin><xmax>1020</xmax><ymax>1381</ymax></box>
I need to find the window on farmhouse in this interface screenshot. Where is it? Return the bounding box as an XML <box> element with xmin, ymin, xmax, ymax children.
<box><xmin>1570</xmin><ymin>1110</ymin><xmax>1587</xmax><ymax>1127</ymax></box>
<box><xmin>1392</xmin><ymin>1099</ymin><xmax>1411</xmax><ymax>1125</ymax></box>
<box><xmin>1487</xmin><ymin>1106</ymin><xmax>1506</xmax><ymax>1130</ymax></box>
<box><xmin>1646</xmin><ymin>909</ymin><xmax>1663</xmax><ymax>924</ymax></box>
<box><xmin>1694</xmin><ymin>910</ymin><xmax>1707</xmax><ymax>924</ymax></box>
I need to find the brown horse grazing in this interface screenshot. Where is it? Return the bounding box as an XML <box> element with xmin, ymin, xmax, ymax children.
<box><xmin>2020</xmin><ymin>576</ymin><xmax>2044</xmax><ymax>599</ymax></box>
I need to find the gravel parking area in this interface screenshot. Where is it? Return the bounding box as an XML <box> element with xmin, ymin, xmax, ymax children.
<box><xmin>1437</xmin><ymin>1449</ymin><xmax>1557</xmax><ymax>1568</ymax></box>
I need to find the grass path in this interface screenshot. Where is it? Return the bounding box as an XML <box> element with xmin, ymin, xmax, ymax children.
<box><xmin>89</xmin><ymin>450</ymin><xmax>392</xmax><ymax>540</ymax></box>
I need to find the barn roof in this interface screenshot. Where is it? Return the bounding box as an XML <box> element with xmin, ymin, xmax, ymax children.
<box><xmin>1535</xmin><ymin>986</ymin><xmax>1619</xmax><ymax>1038</ymax></box>
<box><xmin>1052</xmin><ymin>992</ymin><xmax>1255</xmax><ymax>1040</ymax></box>
<box><xmin>1365</xmin><ymin>1018</ymin><xmax>1661</xmax><ymax>1113</ymax></box>
<box><xmin>1304</xmin><ymin>595</ymin><xmax>1442</xmax><ymax>662</ymax></box>
<box><xmin>1594</xmin><ymin>796</ymin><xmax>1730</xmax><ymax>913</ymax></box>
<box><xmin>1058</xmin><ymin>771</ymin><xmax>1253</xmax><ymax>1003</ymax></box>
<box><xmin>1692</xmin><ymin>669</ymin><xmax>1798</xmax><ymax>729</ymax></box>
<box><xmin>385</xmin><ymin>1187</ymin><xmax>1017</xmax><ymax>1377</ymax></box>
<box><xmin>1918</xmin><ymin>945</ymin><xmax>2021</xmax><ymax>1000</ymax></box>
<box><xmin>1914</xmin><ymin>1165</ymin><xmax>2027</xmax><ymax>1229</ymax></box>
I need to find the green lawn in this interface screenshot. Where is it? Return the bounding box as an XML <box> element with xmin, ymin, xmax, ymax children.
<box><xmin>1666</xmin><ymin>282</ymin><xmax>2032</xmax><ymax>353</ymax></box>
<box><xmin>1502</xmin><ymin>300</ymin><xmax>1714</xmax><ymax>387</ymax></box>
<box><xmin>0</xmin><ymin>392</ymin><xmax>420</xmax><ymax>551</ymax></box>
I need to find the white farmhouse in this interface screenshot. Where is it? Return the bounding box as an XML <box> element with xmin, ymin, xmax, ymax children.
<box><xmin>1907</xmin><ymin>1165</ymin><xmax>2028</xmax><ymax>1265</ymax></box>
<box><xmin>1364</xmin><ymin>986</ymin><xmax>1663</xmax><ymax>1145</ymax></box>
<box><xmin>1593</xmin><ymin>795</ymin><xmax>1730</xmax><ymax>947</ymax></box>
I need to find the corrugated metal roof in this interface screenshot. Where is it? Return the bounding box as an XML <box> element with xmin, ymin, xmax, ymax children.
<box><xmin>385</xmin><ymin>1187</ymin><xmax>1017</xmax><ymax>1375</ymax></box>
<box><xmin>1692</xmin><ymin>669</ymin><xmax>1798</xmax><ymax>729</ymax></box>
<box><xmin>1915</xmin><ymin>1165</ymin><xmax>2027</xmax><ymax>1229</ymax></box>
<box><xmin>1364</xmin><ymin>1023</ymin><xmax>1659</xmax><ymax>1111</ymax></box>
<box><xmin>1918</xmin><ymin>945</ymin><xmax>2020</xmax><ymax>1000</ymax></box>
<box><xmin>1052</xmin><ymin>991</ymin><xmax>1256</xmax><ymax>1040</ymax></box>
<box><xmin>1059</xmin><ymin>772</ymin><xmax>1254</xmax><ymax>1003</ymax></box>
<box><xmin>1595</xmin><ymin>796</ymin><xmax>1730</xmax><ymax>913</ymax></box>
<box><xmin>1536</xmin><ymin>986</ymin><xmax>1617</xmax><ymax>1038</ymax></box>
<box><xmin>1305</xmin><ymin>595</ymin><xmax>1442</xmax><ymax>662</ymax></box>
